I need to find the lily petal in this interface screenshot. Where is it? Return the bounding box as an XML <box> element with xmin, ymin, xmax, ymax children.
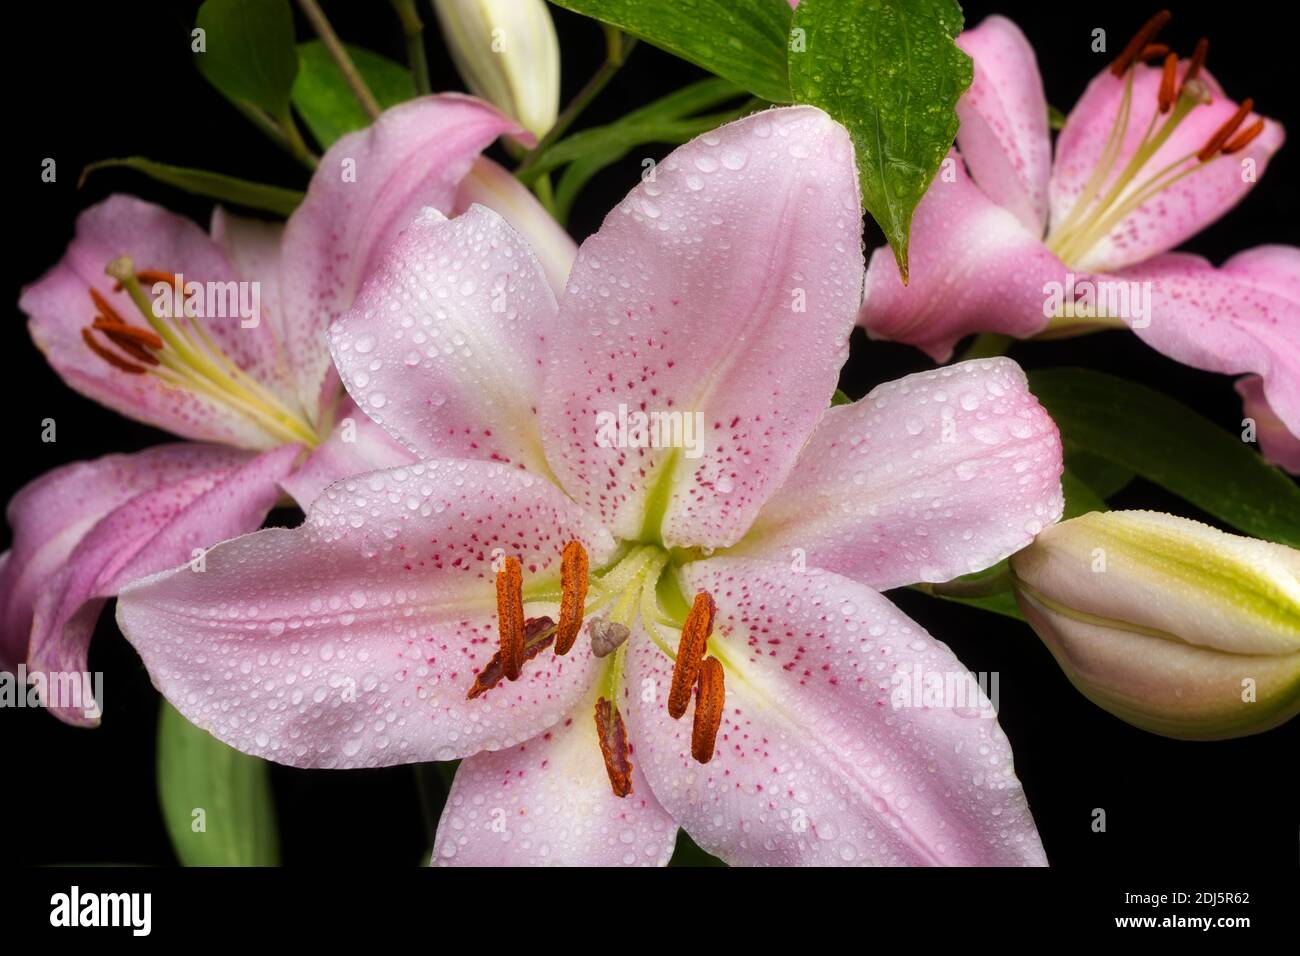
<box><xmin>955</xmin><ymin>15</ymin><xmax>1053</xmax><ymax>232</ymax></box>
<box><xmin>452</xmin><ymin>157</ymin><xmax>577</xmax><ymax>296</ymax></box>
<box><xmin>280</xmin><ymin>95</ymin><xmax>521</xmax><ymax>423</ymax></box>
<box><xmin>0</xmin><ymin>443</ymin><xmax>264</xmax><ymax>671</ymax></box>
<box><xmin>1115</xmin><ymin>247</ymin><xmax>1300</xmax><ymax>441</ymax></box>
<box><xmin>732</xmin><ymin>359</ymin><xmax>1063</xmax><ymax>589</ymax></box>
<box><xmin>1049</xmin><ymin>64</ymin><xmax>1284</xmax><ymax>272</ymax></box>
<box><xmin>210</xmin><ymin>207</ymin><xmax>303</xmax><ymax>416</ymax></box>
<box><xmin>29</xmin><ymin>443</ymin><xmax>300</xmax><ymax>726</ymax></box>
<box><xmin>859</xmin><ymin>152</ymin><xmax>1066</xmax><ymax>362</ymax></box>
<box><xmin>433</xmin><ymin>684</ymin><xmax>677</xmax><ymax>866</ymax></box>
<box><xmin>329</xmin><ymin>205</ymin><xmax>558</xmax><ymax>475</ymax></box>
<box><xmin>624</xmin><ymin>557</ymin><xmax>1047</xmax><ymax>866</ymax></box>
<box><xmin>1236</xmin><ymin>375</ymin><xmax>1300</xmax><ymax>475</ymax></box>
<box><xmin>116</xmin><ymin>459</ymin><xmax>616</xmax><ymax>767</ymax></box>
<box><xmin>20</xmin><ymin>195</ymin><xmax>294</xmax><ymax>449</ymax></box>
<box><xmin>280</xmin><ymin>396</ymin><xmax>418</xmax><ymax>511</ymax></box>
<box><xmin>540</xmin><ymin>106</ymin><xmax>865</xmax><ymax>547</ymax></box>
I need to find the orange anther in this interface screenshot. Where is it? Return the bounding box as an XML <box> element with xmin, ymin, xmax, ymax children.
<box><xmin>1198</xmin><ymin>99</ymin><xmax>1254</xmax><ymax>161</ymax></box>
<box><xmin>495</xmin><ymin>555</ymin><xmax>525</xmax><ymax>681</ymax></box>
<box><xmin>1110</xmin><ymin>10</ymin><xmax>1172</xmax><ymax>77</ymax></box>
<box><xmin>667</xmin><ymin>591</ymin><xmax>714</xmax><ymax>720</ymax></box>
<box><xmin>594</xmin><ymin>697</ymin><xmax>634</xmax><ymax>797</ymax></box>
<box><xmin>553</xmin><ymin>540</ymin><xmax>588</xmax><ymax>656</ymax></box>
<box><xmin>691</xmin><ymin>657</ymin><xmax>725</xmax><ymax>764</ymax></box>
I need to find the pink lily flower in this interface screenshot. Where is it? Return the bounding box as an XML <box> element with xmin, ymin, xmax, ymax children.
<box><xmin>3</xmin><ymin>95</ymin><xmax>575</xmax><ymax>724</ymax></box>
<box><xmin>117</xmin><ymin>106</ymin><xmax>1063</xmax><ymax>866</ymax></box>
<box><xmin>859</xmin><ymin>13</ymin><xmax>1299</xmax><ymax>472</ymax></box>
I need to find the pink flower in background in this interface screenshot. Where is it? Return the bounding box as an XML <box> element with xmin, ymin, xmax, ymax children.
<box><xmin>118</xmin><ymin>107</ymin><xmax>1063</xmax><ymax>866</ymax></box>
<box><xmin>3</xmin><ymin>95</ymin><xmax>576</xmax><ymax>723</ymax></box>
<box><xmin>859</xmin><ymin>13</ymin><xmax>1299</xmax><ymax>472</ymax></box>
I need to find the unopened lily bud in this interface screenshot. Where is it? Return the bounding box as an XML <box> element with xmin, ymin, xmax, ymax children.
<box><xmin>1009</xmin><ymin>510</ymin><xmax>1300</xmax><ymax>740</ymax></box>
<box><xmin>432</xmin><ymin>0</ymin><xmax>560</xmax><ymax>139</ymax></box>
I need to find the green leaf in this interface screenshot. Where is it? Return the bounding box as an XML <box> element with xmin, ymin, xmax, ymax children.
<box><xmin>526</xmin><ymin>77</ymin><xmax>751</xmax><ymax>223</ymax></box>
<box><xmin>1047</xmin><ymin>103</ymin><xmax>1068</xmax><ymax>130</ymax></box>
<box><xmin>291</xmin><ymin>40</ymin><xmax>416</xmax><ymax>148</ymax></box>
<box><xmin>195</xmin><ymin>0</ymin><xmax>299</xmax><ymax>120</ymax></box>
<box><xmin>669</xmin><ymin>829</ymin><xmax>727</xmax><ymax>866</ymax></box>
<box><xmin>521</xmin><ymin>77</ymin><xmax>747</xmax><ymax>181</ymax></box>
<box><xmin>1063</xmin><ymin>442</ymin><xmax>1134</xmax><ymax>501</ymax></box>
<box><xmin>81</xmin><ymin>158</ymin><xmax>304</xmax><ymax>216</ymax></box>
<box><xmin>1030</xmin><ymin>368</ymin><xmax>1300</xmax><ymax>547</ymax></box>
<box><xmin>936</xmin><ymin>589</ymin><xmax>1025</xmax><ymax>620</ymax></box>
<box><xmin>549</xmin><ymin>0</ymin><xmax>794</xmax><ymax>104</ymax></box>
<box><xmin>788</xmin><ymin>0</ymin><xmax>973</xmax><ymax>279</ymax></box>
<box><xmin>1061</xmin><ymin>467</ymin><xmax>1109</xmax><ymax>519</ymax></box>
<box><xmin>157</xmin><ymin>701</ymin><xmax>279</xmax><ymax>866</ymax></box>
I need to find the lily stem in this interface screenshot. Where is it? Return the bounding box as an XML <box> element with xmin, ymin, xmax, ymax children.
<box><xmin>298</xmin><ymin>0</ymin><xmax>383</xmax><ymax>120</ymax></box>
<box><xmin>232</xmin><ymin>100</ymin><xmax>319</xmax><ymax>170</ymax></box>
<box><xmin>516</xmin><ymin>27</ymin><xmax>635</xmax><ymax>179</ymax></box>
<box><xmin>390</xmin><ymin>0</ymin><xmax>432</xmax><ymax>96</ymax></box>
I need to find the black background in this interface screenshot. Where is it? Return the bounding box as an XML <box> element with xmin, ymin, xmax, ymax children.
<box><xmin>3</xmin><ymin>0</ymin><xmax>1297</xmax><ymax>870</ymax></box>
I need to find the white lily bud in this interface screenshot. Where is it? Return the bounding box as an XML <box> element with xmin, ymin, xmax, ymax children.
<box><xmin>1010</xmin><ymin>510</ymin><xmax>1300</xmax><ymax>739</ymax></box>
<box><xmin>432</xmin><ymin>0</ymin><xmax>560</xmax><ymax>139</ymax></box>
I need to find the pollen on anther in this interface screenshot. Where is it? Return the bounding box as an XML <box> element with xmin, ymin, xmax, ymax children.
<box><xmin>668</xmin><ymin>591</ymin><xmax>714</xmax><ymax>720</ymax></box>
<box><xmin>553</xmin><ymin>540</ymin><xmax>588</xmax><ymax>656</ymax></box>
<box><xmin>691</xmin><ymin>657</ymin><xmax>725</xmax><ymax>764</ymax></box>
<box><xmin>88</xmin><ymin>288</ymin><xmax>127</xmax><ymax>325</ymax></box>
<box><xmin>1109</xmin><ymin>9</ymin><xmax>1172</xmax><ymax>77</ymax></box>
<box><xmin>1181</xmin><ymin>37</ymin><xmax>1209</xmax><ymax>92</ymax></box>
<box><xmin>81</xmin><ymin>328</ymin><xmax>146</xmax><ymax>374</ymax></box>
<box><xmin>495</xmin><ymin>556</ymin><xmax>526</xmax><ymax>681</ymax></box>
<box><xmin>1158</xmin><ymin>53</ymin><xmax>1178</xmax><ymax>113</ymax></box>
<box><xmin>1222</xmin><ymin>119</ymin><xmax>1265</xmax><ymax>155</ymax></box>
<box><xmin>1198</xmin><ymin>98</ymin><xmax>1255</xmax><ymax>161</ymax></box>
<box><xmin>594</xmin><ymin>697</ymin><xmax>634</xmax><ymax>797</ymax></box>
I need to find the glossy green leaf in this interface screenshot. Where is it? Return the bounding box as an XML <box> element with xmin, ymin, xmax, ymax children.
<box><xmin>81</xmin><ymin>158</ymin><xmax>303</xmax><ymax>216</ymax></box>
<box><xmin>529</xmin><ymin>77</ymin><xmax>751</xmax><ymax>223</ymax></box>
<box><xmin>157</xmin><ymin>701</ymin><xmax>279</xmax><ymax>866</ymax></box>
<box><xmin>669</xmin><ymin>829</ymin><xmax>727</xmax><ymax>866</ymax></box>
<box><xmin>549</xmin><ymin>0</ymin><xmax>794</xmax><ymax>103</ymax></box>
<box><xmin>291</xmin><ymin>40</ymin><xmax>416</xmax><ymax>148</ymax></box>
<box><xmin>195</xmin><ymin>0</ymin><xmax>299</xmax><ymax>120</ymax></box>
<box><xmin>1061</xmin><ymin>467</ymin><xmax>1109</xmax><ymax>519</ymax></box>
<box><xmin>520</xmin><ymin>77</ymin><xmax>747</xmax><ymax>182</ymax></box>
<box><xmin>788</xmin><ymin>0</ymin><xmax>972</xmax><ymax>279</ymax></box>
<box><xmin>1062</xmin><ymin>442</ymin><xmax>1134</xmax><ymax>501</ymax></box>
<box><xmin>1030</xmin><ymin>368</ymin><xmax>1300</xmax><ymax>547</ymax></box>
